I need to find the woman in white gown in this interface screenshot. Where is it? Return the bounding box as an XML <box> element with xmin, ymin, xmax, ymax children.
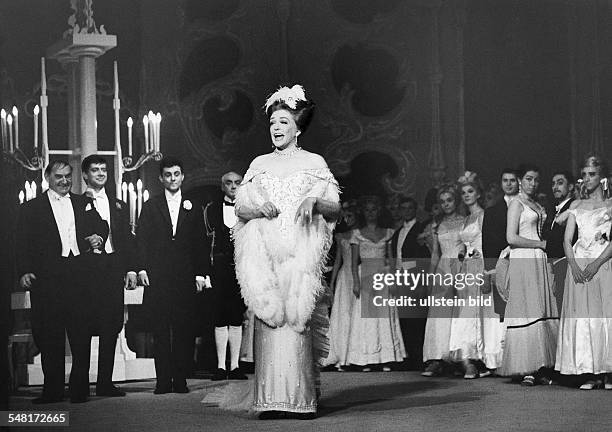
<box><xmin>555</xmin><ymin>155</ymin><xmax>612</xmax><ymax>389</ymax></box>
<box><xmin>203</xmin><ymin>85</ymin><xmax>340</xmax><ymax>419</ymax></box>
<box><xmin>345</xmin><ymin>197</ymin><xmax>406</xmax><ymax>369</ymax></box>
<box><xmin>498</xmin><ymin>164</ymin><xmax>559</xmax><ymax>386</ymax></box>
<box><xmin>449</xmin><ymin>172</ymin><xmax>504</xmax><ymax>378</ymax></box>
<box><xmin>324</xmin><ymin>206</ymin><xmax>358</xmax><ymax>370</ymax></box>
<box><xmin>422</xmin><ymin>185</ymin><xmax>465</xmax><ymax>377</ymax></box>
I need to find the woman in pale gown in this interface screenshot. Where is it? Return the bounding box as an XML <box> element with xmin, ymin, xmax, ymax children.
<box><xmin>204</xmin><ymin>85</ymin><xmax>340</xmax><ymax>419</ymax></box>
<box><xmin>345</xmin><ymin>197</ymin><xmax>406</xmax><ymax>370</ymax></box>
<box><xmin>448</xmin><ymin>172</ymin><xmax>504</xmax><ymax>378</ymax></box>
<box><xmin>555</xmin><ymin>155</ymin><xmax>612</xmax><ymax>389</ymax></box>
<box><xmin>498</xmin><ymin>164</ymin><xmax>559</xmax><ymax>386</ymax></box>
<box><xmin>422</xmin><ymin>185</ymin><xmax>465</xmax><ymax>377</ymax></box>
<box><xmin>324</xmin><ymin>206</ymin><xmax>358</xmax><ymax>370</ymax></box>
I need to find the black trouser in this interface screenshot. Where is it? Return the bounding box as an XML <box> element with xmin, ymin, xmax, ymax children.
<box><xmin>152</xmin><ymin>307</ymin><xmax>194</xmax><ymax>389</ymax></box>
<box><xmin>31</xmin><ymin>256</ymin><xmax>89</xmax><ymax>399</ymax></box>
<box><xmin>211</xmin><ymin>257</ymin><xmax>245</xmax><ymax>327</ymax></box>
<box><xmin>88</xmin><ymin>253</ymin><xmax>124</xmax><ymax>387</ymax></box>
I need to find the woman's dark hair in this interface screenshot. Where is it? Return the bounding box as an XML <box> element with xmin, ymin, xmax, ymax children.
<box><xmin>516</xmin><ymin>163</ymin><xmax>540</xmax><ymax>179</ymax></box>
<box><xmin>266</xmin><ymin>100</ymin><xmax>316</xmax><ymax>133</ymax></box>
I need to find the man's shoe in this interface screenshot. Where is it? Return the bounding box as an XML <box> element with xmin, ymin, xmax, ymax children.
<box><xmin>228</xmin><ymin>367</ymin><xmax>248</xmax><ymax>380</ymax></box>
<box><xmin>153</xmin><ymin>385</ymin><xmax>172</xmax><ymax>395</ymax></box>
<box><xmin>32</xmin><ymin>395</ymin><xmax>63</xmax><ymax>404</ymax></box>
<box><xmin>211</xmin><ymin>368</ymin><xmax>227</xmax><ymax>381</ymax></box>
<box><xmin>173</xmin><ymin>384</ymin><xmax>190</xmax><ymax>394</ymax></box>
<box><xmin>70</xmin><ymin>395</ymin><xmax>89</xmax><ymax>403</ymax></box>
<box><xmin>96</xmin><ymin>385</ymin><xmax>126</xmax><ymax>397</ymax></box>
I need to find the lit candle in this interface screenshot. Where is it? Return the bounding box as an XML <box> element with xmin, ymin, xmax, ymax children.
<box><xmin>143</xmin><ymin>189</ymin><xmax>150</xmax><ymax>202</ymax></box>
<box><xmin>137</xmin><ymin>179</ymin><xmax>143</xmax><ymax>217</ymax></box>
<box><xmin>121</xmin><ymin>181</ymin><xmax>127</xmax><ymax>203</ymax></box>
<box><xmin>113</xmin><ymin>61</ymin><xmax>119</xmax><ymax>100</ymax></box>
<box><xmin>30</xmin><ymin>181</ymin><xmax>37</xmax><ymax>199</ymax></box>
<box><xmin>128</xmin><ymin>182</ymin><xmax>136</xmax><ymax>226</ymax></box>
<box><xmin>155</xmin><ymin>112</ymin><xmax>162</xmax><ymax>152</ymax></box>
<box><xmin>7</xmin><ymin>114</ymin><xmax>13</xmax><ymax>152</ymax></box>
<box><xmin>41</xmin><ymin>57</ymin><xmax>46</xmax><ymax>94</ymax></box>
<box><xmin>127</xmin><ymin>117</ymin><xmax>133</xmax><ymax>155</ymax></box>
<box><xmin>24</xmin><ymin>181</ymin><xmax>30</xmax><ymax>201</ymax></box>
<box><xmin>0</xmin><ymin>109</ymin><xmax>6</xmax><ymax>150</ymax></box>
<box><xmin>33</xmin><ymin>105</ymin><xmax>39</xmax><ymax>150</ymax></box>
<box><xmin>142</xmin><ymin>115</ymin><xmax>149</xmax><ymax>152</ymax></box>
<box><xmin>148</xmin><ymin>111</ymin><xmax>155</xmax><ymax>153</ymax></box>
<box><xmin>12</xmin><ymin>106</ymin><xmax>18</xmax><ymax>149</ymax></box>
<box><xmin>18</xmin><ymin>190</ymin><xmax>24</xmax><ymax>204</ymax></box>
<box><xmin>40</xmin><ymin>57</ymin><xmax>49</xmax><ymax>171</ymax></box>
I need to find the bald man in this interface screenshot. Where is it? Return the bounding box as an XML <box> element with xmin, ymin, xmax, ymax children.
<box><xmin>203</xmin><ymin>171</ymin><xmax>247</xmax><ymax>381</ymax></box>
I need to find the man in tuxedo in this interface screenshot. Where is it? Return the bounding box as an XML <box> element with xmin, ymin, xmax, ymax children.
<box><xmin>17</xmin><ymin>161</ymin><xmax>108</xmax><ymax>403</ymax></box>
<box><xmin>136</xmin><ymin>157</ymin><xmax>208</xmax><ymax>394</ymax></box>
<box><xmin>544</xmin><ymin>171</ymin><xmax>576</xmax><ymax>311</ymax></box>
<box><xmin>81</xmin><ymin>155</ymin><xmax>137</xmax><ymax>397</ymax></box>
<box><xmin>204</xmin><ymin>171</ymin><xmax>247</xmax><ymax>381</ymax></box>
<box><xmin>390</xmin><ymin>196</ymin><xmax>430</xmax><ymax>369</ymax></box>
<box><xmin>482</xmin><ymin>168</ymin><xmax>519</xmax><ymax>319</ymax></box>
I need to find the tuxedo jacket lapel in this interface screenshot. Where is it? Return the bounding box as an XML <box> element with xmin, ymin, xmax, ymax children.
<box><xmin>42</xmin><ymin>192</ymin><xmax>62</xmax><ymax>248</ymax></box>
<box><xmin>155</xmin><ymin>197</ymin><xmax>173</xmax><ymax>235</ymax></box>
<box><xmin>176</xmin><ymin>200</ymin><xmax>187</xmax><ymax>234</ymax></box>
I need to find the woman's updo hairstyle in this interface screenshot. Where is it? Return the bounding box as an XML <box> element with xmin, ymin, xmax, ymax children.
<box><xmin>582</xmin><ymin>154</ymin><xmax>609</xmax><ymax>178</ymax></box>
<box><xmin>456</xmin><ymin>170</ymin><xmax>483</xmax><ymax>196</ymax></box>
<box><xmin>516</xmin><ymin>163</ymin><xmax>540</xmax><ymax>179</ymax></box>
<box><xmin>436</xmin><ymin>183</ymin><xmax>460</xmax><ymax>205</ymax></box>
<box><xmin>579</xmin><ymin>154</ymin><xmax>610</xmax><ymax>199</ymax></box>
<box><xmin>264</xmin><ymin>85</ymin><xmax>316</xmax><ymax>133</ymax></box>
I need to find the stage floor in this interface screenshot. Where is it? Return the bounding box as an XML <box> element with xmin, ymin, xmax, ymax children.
<box><xmin>9</xmin><ymin>371</ymin><xmax>612</xmax><ymax>431</ymax></box>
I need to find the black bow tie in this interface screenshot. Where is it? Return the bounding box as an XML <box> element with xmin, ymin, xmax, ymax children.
<box><xmin>224</xmin><ymin>201</ymin><xmax>235</xmax><ymax>206</ymax></box>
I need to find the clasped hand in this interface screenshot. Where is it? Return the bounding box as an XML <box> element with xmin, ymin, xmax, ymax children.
<box><xmin>85</xmin><ymin>234</ymin><xmax>103</xmax><ymax>250</ymax></box>
<box><xmin>259</xmin><ymin>201</ymin><xmax>280</xmax><ymax>219</ymax></box>
<box><xmin>572</xmin><ymin>261</ymin><xmax>600</xmax><ymax>284</ymax></box>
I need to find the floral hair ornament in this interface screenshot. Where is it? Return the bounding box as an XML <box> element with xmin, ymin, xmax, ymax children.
<box><xmin>264</xmin><ymin>84</ymin><xmax>307</xmax><ymax>112</ymax></box>
<box><xmin>457</xmin><ymin>170</ymin><xmax>477</xmax><ymax>185</ymax></box>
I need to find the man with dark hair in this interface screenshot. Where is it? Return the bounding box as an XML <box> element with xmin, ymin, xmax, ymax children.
<box><xmin>390</xmin><ymin>196</ymin><xmax>430</xmax><ymax>369</ymax></box>
<box><xmin>203</xmin><ymin>171</ymin><xmax>247</xmax><ymax>381</ymax></box>
<box><xmin>482</xmin><ymin>168</ymin><xmax>519</xmax><ymax>319</ymax></box>
<box><xmin>81</xmin><ymin>154</ymin><xmax>137</xmax><ymax>397</ymax></box>
<box><xmin>544</xmin><ymin>170</ymin><xmax>577</xmax><ymax>311</ymax></box>
<box><xmin>17</xmin><ymin>161</ymin><xmax>108</xmax><ymax>403</ymax></box>
<box><xmin>136</xmin><ymin>157</ymin><xmax>208</xmax><ymax>394</ymax></box>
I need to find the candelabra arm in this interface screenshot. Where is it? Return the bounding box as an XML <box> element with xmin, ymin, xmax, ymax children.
<box><xmin>3</xmin><ymin>148</ymin><xmax>44</xmax><ymax>172</ymax></box>
<box><xmin>122</xmin><ymin>150</ymin><xmax>163</xmax><ymax>172</ymax></box>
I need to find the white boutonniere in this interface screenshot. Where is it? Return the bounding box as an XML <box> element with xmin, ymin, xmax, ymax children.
<box><xmin>183</xmin><ymin>200</ymin><xmax>192</xmax><ymax>211</ymax></box>
<box><xmin>85</xmin><ymin>203</ymin><xmax>92</xmax><ymax>211</ymax></box>
<box><xmin>116</xmin><ymin>201</ymin><xmax>122</xmax><ymax>210</ymax></box>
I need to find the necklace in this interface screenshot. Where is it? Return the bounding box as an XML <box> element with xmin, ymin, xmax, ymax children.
<box><xmin>273</xmin><ymin>146</ymin><xmax>302</xmax><ymax>157</ymax></box>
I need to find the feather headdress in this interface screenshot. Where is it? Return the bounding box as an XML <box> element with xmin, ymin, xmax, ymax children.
<box><xmin>264</xmin><ymin>84</ymin><xmax>307</xmax><ymax>112</ymax></box>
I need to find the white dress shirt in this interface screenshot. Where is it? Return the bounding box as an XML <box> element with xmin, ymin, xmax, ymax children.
<box><xmin>165</xmin><ymin>189</ymin><xmax>182</xmax><ymax>236</ymax></box>
<box><xmin>48</xmin><ymin>189</ymin><xmax>80</xmax><ymax>257</ymax></box>
<box><xmin>396</xmin><ymin>218</ymin><xmax>417</xmax><ymax>269</ymax></box>
<box><xmin>223</xmin><ymin>197</ymin><xmax>238</xmax><ymax>228</ymax></box>
<box><xmin>555</xmin><ymin>197</ymin><xmax>571</xmax><ymax>213</ymax></box>
<box><xmin>88</xmin><ymin>188</ymin><xmax>114</xmax><ymax>253</ymax></box>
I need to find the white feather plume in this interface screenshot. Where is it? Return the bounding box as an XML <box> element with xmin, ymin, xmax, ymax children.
<box><xmin>264</xmin><ymin>84</ymin><xmax>307</xmax><ymax>112</ymax></box>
